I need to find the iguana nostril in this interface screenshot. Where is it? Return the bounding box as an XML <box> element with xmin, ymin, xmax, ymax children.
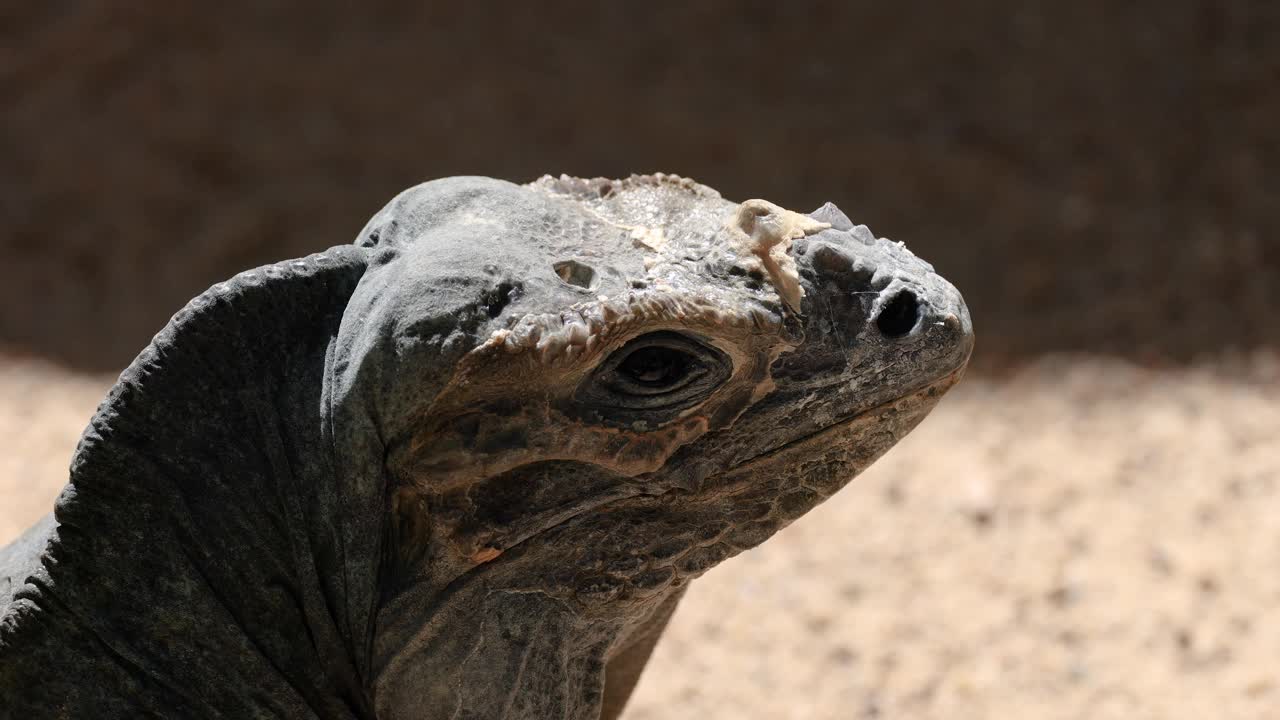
<box><xmin>876</xmin><ymin>290</ymin><xmax>920</xmax><ymax>338</ymax></box>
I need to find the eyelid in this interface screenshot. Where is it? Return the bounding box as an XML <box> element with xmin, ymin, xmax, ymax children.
<box><xmin>572</xmin><ymin>331</ymin><xmax>733</xmax><ymax>418</ymax></box>
<box><xmin>603</xmin><ymin>357</ymin><xmax>706</xmax><ymax>396</ymax></box>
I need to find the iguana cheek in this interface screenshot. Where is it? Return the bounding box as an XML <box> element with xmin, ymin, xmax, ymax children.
<box><xmin>397</xmin><ymin>411</ymin><xmax>715</xmax><ymax>492</ymax></box>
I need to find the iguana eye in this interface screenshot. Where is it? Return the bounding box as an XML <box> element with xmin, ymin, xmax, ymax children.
<box><xmin>617</xmin><ymin>345</ymin><xmax>696</xmax><ymax>391</ymax></box>
<box><xmin>575</xmin><ymin>331</ymin><xmax>732</xmax><ymax>417</ymax></box>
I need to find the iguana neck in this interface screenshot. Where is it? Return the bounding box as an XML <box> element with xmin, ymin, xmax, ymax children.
<box><xmin>0</xmin><ymin>247</ymin><xmax>378</xmax><ymax>719</ymax></box>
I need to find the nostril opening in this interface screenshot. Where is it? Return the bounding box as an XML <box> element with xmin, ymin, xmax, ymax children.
<box><xmin>876</xmin><ymin>290</ymin><xmax>920</xmax><ymax>338</ymax></box>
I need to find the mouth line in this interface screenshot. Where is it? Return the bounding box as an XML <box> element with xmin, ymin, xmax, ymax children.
<box><xmin>721</xmin><ymin>365</ymin><xmax>967</xmax><ymax>474</ymax></box>
<box><xmin>456</xmin><ymin>365</ymin><xmax>966</xmax><ymax>577</ymax></box>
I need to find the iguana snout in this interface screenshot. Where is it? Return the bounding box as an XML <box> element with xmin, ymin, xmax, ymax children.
<box><xmin>722</xmin><ymin>200</ymin><xmax>975</xmax><ymax>470</ymax></box>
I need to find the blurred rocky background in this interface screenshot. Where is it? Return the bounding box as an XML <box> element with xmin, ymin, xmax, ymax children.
<box><xmin>3</xmin><ymin>2</ymin><xmax>1277</xmax><ymax>371</ymax></box>
<box><xmin>3</xmin><ymin>3</ymin><xmax>1278</xmax><ymax>718</ymax></box>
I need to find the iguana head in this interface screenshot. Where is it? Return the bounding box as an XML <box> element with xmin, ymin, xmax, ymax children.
<box><xmin>331</xmin><ymin>174</ymin><xmax>973</xmax><ymax>712</ymax></box>
<box><xmin>2</xmin><ymin>174</ymin><xmax>968</xmax><ymax>718</ymax></box>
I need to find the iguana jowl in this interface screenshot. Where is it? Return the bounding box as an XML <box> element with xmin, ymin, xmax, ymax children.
<box><xmin>0</xmin><ymin>174</ymin><xmax>973</xmax><ymax>719</ymax></box>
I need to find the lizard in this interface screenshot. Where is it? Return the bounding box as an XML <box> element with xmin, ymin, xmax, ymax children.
<box><xmin>0</xmin><ymin>173</ymin><xmax>973</xmax><ymax>719</ymax></box>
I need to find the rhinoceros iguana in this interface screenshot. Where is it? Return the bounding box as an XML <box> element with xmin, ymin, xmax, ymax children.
<box><xmin>0</xmin><ymin>174</ymin><xmax>972</xmax><ymax>719</ymax></box>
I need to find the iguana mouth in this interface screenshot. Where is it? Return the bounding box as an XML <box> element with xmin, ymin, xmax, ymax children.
<box><xmin>462</xmin><ymin>364</ymin><xmax>967</xmax><ymax>570</ymax></box>
<box><xmin>717</xmin><ymin>364</ymin><xmax>968</xmax><ymax>478</ymax></box>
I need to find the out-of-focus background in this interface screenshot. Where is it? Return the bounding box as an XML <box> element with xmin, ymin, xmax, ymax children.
<box><xmin>2</xmin><ymin>4</ymin><xmax>1277</xmax><ymax>718</ymax></box>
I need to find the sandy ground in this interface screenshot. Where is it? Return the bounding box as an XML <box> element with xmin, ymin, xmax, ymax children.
<box><xmin>2</xmin><ymin>354</ymin><xmax>1278</xmax><ymax>719</ymax></box>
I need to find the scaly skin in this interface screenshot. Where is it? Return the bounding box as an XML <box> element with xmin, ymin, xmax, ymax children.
<box><xmin>0</xmin><ymin>174</ymin><xmax>973</xmax><ymax>719</ymax></box>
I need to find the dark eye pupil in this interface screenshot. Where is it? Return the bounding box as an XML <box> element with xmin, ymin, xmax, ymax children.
<box><xmin>619</xmin><ymin>347</ymin><xmax>690</xmax><ymax>386</ymax></box>
<box><xmin>574</xmin><ymin>331</ymin><xmax>730</xmax><ymax>416</ymax></box>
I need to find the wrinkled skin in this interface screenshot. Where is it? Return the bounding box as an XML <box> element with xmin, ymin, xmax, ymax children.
<box><xmin>0</xmin><ymin>175</ymin><xmax>972</xmax><ymax>719</ymax></box>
